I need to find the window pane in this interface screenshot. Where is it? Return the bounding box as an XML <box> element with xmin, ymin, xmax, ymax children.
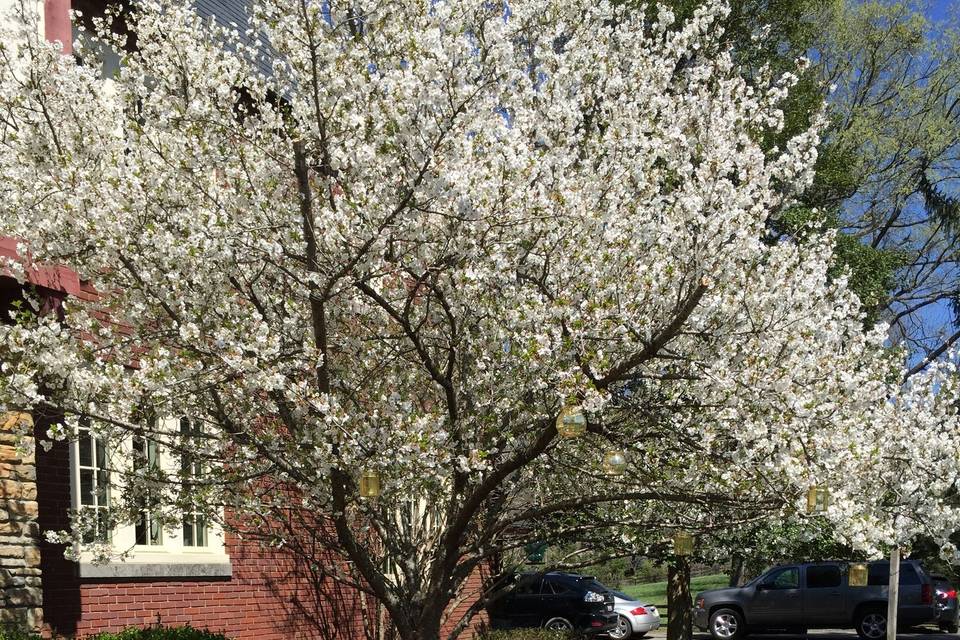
<box><xmin>183</xmin><ymin>519</ymin><xmax>194</xmax><ymax>546</ymax></box>
<box><xmin>95</xmin><ymin>439</ymin><xmax>107</xmax><ymax>469</ymax></box>
<box><xmin>867</xmin><ymin>564</ymin><xmax>917</xmax><ymax>586</ymax></box>
<box><xmin>150</xmin><ymin>518</ymin><xmax>162</xmax><ymax>545</ymax></box>
<box><xmin>79</xmin><ymin>437</ymin><xmax>92</xmax><ymax>467</ymax></box>
<box><xmin>900</xmin><ymin>565</ymin><xmax>920</xmax><ymax>585</ymax></box>
<box><xmin>515</xmin><ymin>575</ymin><xmax>540</xmax><ymax>595</ymax></box>
<box><xmin>767</xmin><ymin>568</ymin><xmax>799</xmax><ymax>589</ymax></box>
<box><xmin>96</xmin><ymin>470</ymin><xmax>110</xmax><ymax>505</ymax></box>
<box><xmin>136</xmin><ymin>514</ymin><xmax>147</xmax><ymax>545</ymax></box>
<box><xmin>80</xmin><ymin>469</ymin><xmax>94</xmax><ymax>505</ymax></box>
<box><xmin>196</xmin><ymin>518</ymin><xmax>206</xmax><ymax>547</ymax></box>
<box><xmin>96</xmin><ymin>509</ymin><xmax>111</xmax><ymax>543</ymax></box>
<box><xmin>807</xmin><ymin>566</ymin><xmax>841</xmax><ymax>589</ymax></box>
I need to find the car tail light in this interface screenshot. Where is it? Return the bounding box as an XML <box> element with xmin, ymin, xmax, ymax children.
<box><xmin>631</xmin><ymin>607</ymin><xmax>648</xmax><ymax>616</ymax></box>
<box><xmin>949</xmin><ymin>589</ymin><xmax>957</xmax><ymax>599</ymax></box>
<box><xmin>923</xmin><ymin>584</ymin><xmax>934</xmax><ymax>605</ymax></box>
<box><xmin>590</xmin><ymin>621</ymin><xmax>604</xmax><ymax>628</ymax></box>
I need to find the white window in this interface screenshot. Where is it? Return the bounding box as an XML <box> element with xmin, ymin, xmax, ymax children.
<box><xmin>75</xmin><ymin>422</ymin><xmax>111</xmax><ymax>543</ymax></box>
<box><xmin>179</xmin><ymin>417</ymin><xmax>207</xmax><ymax>548</ymax></box>
<box><xmin>69</xmin><ymin>417</ymin><xmax>231</xmax><ymax>579</ymax></box>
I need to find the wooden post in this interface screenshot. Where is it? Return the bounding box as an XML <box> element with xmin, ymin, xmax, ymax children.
<box><xmin>668</xmin><ymin>558</ymin><xmax>693</xmax><ymax>640</ymax></box>
<box><xmin>887</xmin><ymin>547</ymin><xmax>900</xmax><ymax>640</ymax></box>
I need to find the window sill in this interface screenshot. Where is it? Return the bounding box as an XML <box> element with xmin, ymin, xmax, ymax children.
<box><xmin>78</xmin><ymin>554</ymin><xmax>232</xmax><ymax>580</ymax></box>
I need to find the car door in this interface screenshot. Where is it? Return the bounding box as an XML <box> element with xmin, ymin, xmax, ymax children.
<box><xmin>510</xmin><ymin>574</ymin><xmax>545</xmax><ymax>628</ymax></box>
<box><xmin>750</xmin><ymin>566</ymin><xmax>802</xmax><ymax>627</ymax></box>
<box><xmin>803</xmin><ymin>564</ymin><xmax>845</xmax><ymax>626</ymax></box>
<box><xmin>540</xmin><ymin>578</ymin><xmax>580</xmax><ymax>625</ymax></box>
<box><xmin>488</xmin><ymin>574</ymin><xmax>543</xmax><ymax>629</ymax></box>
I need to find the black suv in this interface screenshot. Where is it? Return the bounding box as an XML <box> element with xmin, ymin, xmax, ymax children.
<box><xmin>693</xmin><ymin>561</ymin><xmax>937</xmax><ymax>640</ymax></box>
<box><xmin>487</xmin><ymin>571</ymin><xmax>618</xmax><ymax>634</ymax></box>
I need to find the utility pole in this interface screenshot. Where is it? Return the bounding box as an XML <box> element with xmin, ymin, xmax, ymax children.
<box><xmin>887</xmin><ymin>547</ymin><xmax>900</xmax><ymax>640</ymax></box>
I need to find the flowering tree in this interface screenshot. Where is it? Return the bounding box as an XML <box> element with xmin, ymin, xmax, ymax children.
<box><xmin>2</xmin><ymin>1</ymin><xmax>960</xmax><ymax>639</ymax></box>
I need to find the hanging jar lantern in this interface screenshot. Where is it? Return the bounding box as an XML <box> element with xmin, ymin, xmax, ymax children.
<box><xmin>806</xmin><ymin>485</ymin><xmax>830</xmax><ymax>513</ymax></box>
<box><xmin>556</xmin><ymin>404</ymin><xmax>587</xmax><ymax>438</ymax></box>
<box><xmin>848</xmin><ymin>562</ymin><xmax>868</xmax><ymax>587</ymax></box>
<box><xmin>601</xmin><ymin>450</ymin><xmax>628</xmax><ymax>475</ymax></box>
<box><xmin>359</xmin><ymin>469</ymin><xmax>381</xmax><ymax>498</ymax></box>
<box><xmin>673</xmin><ymin>530</ymin><xmax>694</xmax><ymax>557</ymax></box>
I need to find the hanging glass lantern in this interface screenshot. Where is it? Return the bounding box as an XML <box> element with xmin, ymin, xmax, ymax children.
<box><xmin>556</xmin><ymin>404</ymin><xmax>587</xmax><ymax>438</ymax></box>
<box><xmin>359</xmin><ymin>470</ymin><xmax>381</xmax><ymax>498</ymax></box>
<box><xmin>848</xmin><ymin>562</ymin><xmax>868</xmax><ymax>587</ymax></box>
<box><xmin>673</xmin><ymin>530</ymin><xmax>694</xmax><ymax>556</ymax></box>
<box><xmin>601</xmin><ymin>450</ymin><xmax>628</xmax><ymax>475</ymax></box>
<box><xmin>806</xmin><ymin>485</ymin><xmax>830</xmax><ymax>513</ymax></box>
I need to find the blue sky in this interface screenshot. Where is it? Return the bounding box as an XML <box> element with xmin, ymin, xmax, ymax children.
<box><xmin>925</xmin><ymin>0</ymin><xmax>957</xmax><ymax>22</ymax></box>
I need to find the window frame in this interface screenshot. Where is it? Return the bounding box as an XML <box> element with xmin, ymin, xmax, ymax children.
<box><xmin>68</xmin><ymin>416</ymin><xmax>231</xmax><ymax>579</ymax></box>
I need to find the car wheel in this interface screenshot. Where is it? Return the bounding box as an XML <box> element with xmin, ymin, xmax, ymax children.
<box><xmin>608</xmin><ymin>615</ymin><xmax>632</xmax><ymax>639</ymax></box>
<box><xmin>709</xmin><ymin>608</ymin><xmax>745</xmax><ymax>640</ymax></box>
<box><xmin>940</xmin><ymin>622</ymin><xmax>959</xmax><ymax>634</ymax></box>
<box><xmin>855</xmin><ymin>608</ymin><xmax>887</xmax><ymax>640</ymax></box>
<box><xmin>543</xmin><ymin>617</ymin><xmax>574</xmax><ymax>631</ymax></box>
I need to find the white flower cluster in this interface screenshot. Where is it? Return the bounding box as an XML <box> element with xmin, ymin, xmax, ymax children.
<box><xmin>0</xmin><ymin>0</ymin><xmax>956</xmax><ymax>576</ymax></box>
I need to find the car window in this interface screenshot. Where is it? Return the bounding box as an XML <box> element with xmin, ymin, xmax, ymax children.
<box><xmin>806</xmin><ymin>565</ymin><xmax>841</xmax><ymax>589</ymax></box>
<box><xmin>868</xmin><ymin>564</ymin><xmax>921</xmax><ymax>586</ymax></box>
<box><xmin>900</xmin><ymin>565</ymin><xmax>921</xmax><ymax>585</ymax></box>
<box><xmin>581</xmin><ymin>580</ymin><xmax>608</xmax><ymax>594</ymax></box>
<box><xmin>515</xmin><ymin>575</ymin><xmax>542</xmax><ymax>595</ymax></box>
<box><xmin>544</xmin><ymin>580</ymin><xmax>573</xmax><ymax>595</ymax></box>
<box><xmin>763</xmin><ymin>567</ymin><xmax>799</xmax><ymax>589</ymax></box>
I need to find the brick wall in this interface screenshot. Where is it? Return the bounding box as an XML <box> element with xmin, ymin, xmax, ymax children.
<box><xmin>36</xmin><ymin>427</ymin><xmax>371</xmax><ymax>639</ymax></box>
<box><xmin>35</xmin><ymin>424</ymin><xmax>487</xmax><ymax>640</ymax></box>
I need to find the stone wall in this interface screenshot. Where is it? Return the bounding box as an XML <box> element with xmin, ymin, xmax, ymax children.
<box><xmin>0</xmin><ymin>411</ymin><xmax>42</xmax><ymax>631</ymax></box>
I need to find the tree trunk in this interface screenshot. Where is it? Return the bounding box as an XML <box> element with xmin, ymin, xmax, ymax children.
<box><xmin>396</xmin><ymin>620</ymin><xmax>443</xmax><ymax>640</ymax></box>
<box><xmin>729</xmin><ymin>554</ymin><xmax>744</xmax><ymax>587</ymax></box>
<box><xmin>668</xmin><ymin>558</ymin><xmax>693</xmax><ymax>640</ymax></box>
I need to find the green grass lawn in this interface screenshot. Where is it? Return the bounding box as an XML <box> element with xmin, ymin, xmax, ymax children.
<box><xmin>618</xmin><ymin>573</ymin><xmax>730</xmax><ymax>608</ymax></box>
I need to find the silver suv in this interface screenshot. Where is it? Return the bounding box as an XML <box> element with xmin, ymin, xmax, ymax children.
<box><xmin>693</xmin><ymin>561</ymin><xmax>937</xmax><ymax>640</ymax></box>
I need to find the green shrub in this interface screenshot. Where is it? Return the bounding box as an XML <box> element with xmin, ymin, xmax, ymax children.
<box><xmin>87</xmin><ymin>626</ymin><xmax>230</xmax><ymax>640</ymax></box>
<box><xmin>0</xmin><ymin>628</ymin><xmax>42</xmax><ymax>640</ymax></box>
<box><xmin>477</xmin><ymin>630</ymin><xmax>587</xmax><ymax>640</ymax></box>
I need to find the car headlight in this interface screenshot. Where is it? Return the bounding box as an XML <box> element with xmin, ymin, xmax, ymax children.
<box><xmin>583</xmin><ymin>590</ymin><xmax>605</xmax><ymax>603</ymax></box>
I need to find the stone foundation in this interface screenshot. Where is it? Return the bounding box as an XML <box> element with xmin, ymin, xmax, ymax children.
<box><xmin>0</xmin><ymin>412</ymin><xmax>42</xmax><ymax>631</ymax></box>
